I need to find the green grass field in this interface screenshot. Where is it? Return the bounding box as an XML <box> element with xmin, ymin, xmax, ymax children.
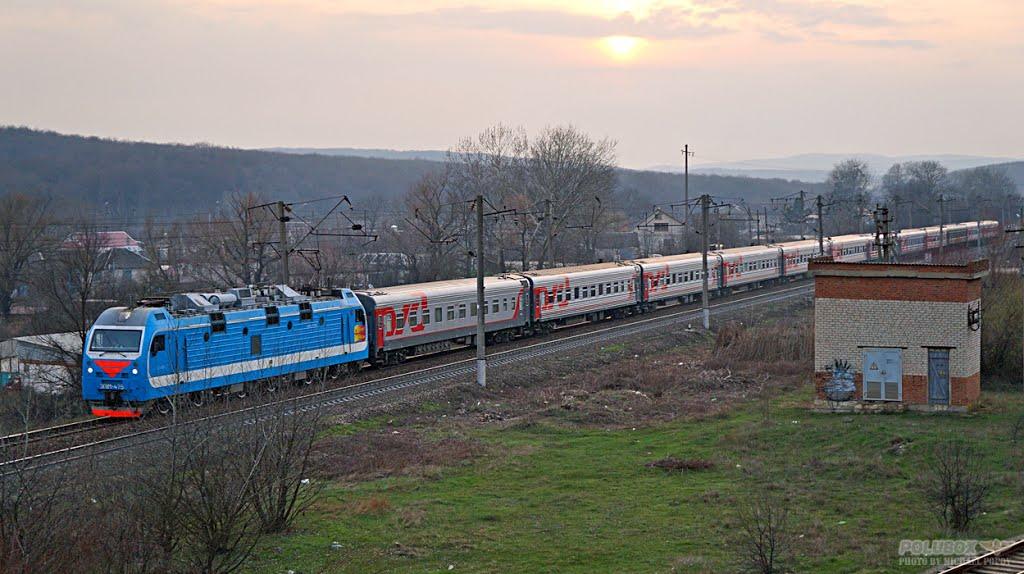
<box><xmin>247</xmin><ymin>386</ymin><xmax>1024</xmax><ymax>574</ymax></box>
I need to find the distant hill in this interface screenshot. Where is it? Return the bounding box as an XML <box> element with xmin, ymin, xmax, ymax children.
<box><xmin>975</xmin><ymin>161</ymin><xmax>1024</xmax><ymax>190</ymax></box>
<box><xmin>0</xmin><ymin>128</ymin><xmax>441</xmax><ymax>217</ymax></box>
<box><xmin>651</xmin><ymin>153</ymin><xmax>1019</xmax><ymax>182</ymax></box>
<box><xmin>0</xmin><ymin>127</ymin><xmax>823</xmax><ymax>220</ymax></box>
<box><xmin>267</xmin><ymin>147</ymin><xmax>451</xmax><ymax>163</ymax></box>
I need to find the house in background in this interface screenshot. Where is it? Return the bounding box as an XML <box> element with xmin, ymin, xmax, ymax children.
<box><xmin>636</xmin><ymin>207</ymin><xmax>687</xmax><ymax>256</ymax></box>
<box><xmin>0</xmin><ymin>332</ymin><xmax>81</xmax><ymax>392</ymax></box>
<box><xmin>63</xmin><ymin>230</ymin><xmax>144</xmax><ymax>253</ymax></box>
<box><xmin>98</xmin><ymin>247</ymin><xmax>152</xmax><ymax>282</ymax></box>
<box><xmin>594</xmin><ymin>231</ymin><xmax>640</xmax><ymax>262</ymax></box>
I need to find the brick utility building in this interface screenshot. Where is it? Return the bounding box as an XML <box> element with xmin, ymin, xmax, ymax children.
<box><xmin>811</xmin><ymin>258</ymin><xmax>989</xmax><ymax>412</ymax></box>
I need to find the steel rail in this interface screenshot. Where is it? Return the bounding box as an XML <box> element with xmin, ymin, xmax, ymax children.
<box><xmin>2</xmin><ymin>283</ymin><xmax>813</xmax><ymax>472</ymax></box>
<box><xmin>0</xmin><ymin>416</ymin><xmax>113</xmax><ymax>447</ymax></box>
<box><xmin>937</xmin><ymin>538</ymin><xmax>1024</xmax><ymax>574</ymax></box>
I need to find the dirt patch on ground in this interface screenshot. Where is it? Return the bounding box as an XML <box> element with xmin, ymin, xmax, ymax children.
<box><xmin>429</xmin><ymin>302</ymin><xmax>812</xmax><ymax>430</ymax></box>
<box><xmin>312</xmin><ymin>300</ymin><xmax>813</xmax><ymax>481</ymax></box>
<box><xmin>311</xmin><ymin>428</ymin><xmax>484</xmax><ymax>481</ymax></box>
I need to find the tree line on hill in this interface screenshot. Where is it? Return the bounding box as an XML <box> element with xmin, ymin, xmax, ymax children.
<box><xmin>0</xmin><ymin>126</ymin><xmax>818</xmax><ymax>221</ymax></box>
<box><xmin>817</xmin><ymin>159</ymin><xmax>1018</xmax><ymax>234</ymax></box>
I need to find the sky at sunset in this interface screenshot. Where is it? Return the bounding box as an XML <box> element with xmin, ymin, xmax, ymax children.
<box><xmin>2</xmin><ymin>0</ymin><xmax>1022</xmax><ymax>168</ymax></box>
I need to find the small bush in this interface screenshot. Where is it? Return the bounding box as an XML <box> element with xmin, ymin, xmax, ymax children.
<box><xmin>920</xmin><ymin>440</ymin><xmax>991</xmax><ymax>534</ymax></box>
<box><xmin>645</xmin><ymin>457</ymin><xmax>714</xmax><ymax>472</ymax></box>
<box><xmin>981</xmin><ymin>273</ymin><xmax>1022</xmax><ymax>386</ymax></box>
<box><xmin>734</xmin><ymin>485</ymin><xmax>791</xmax><ymax>574</ymax></box>
<box><xmin>709</xmin><ymin>317</ymin><xmax>813</xmax><ymax>374</ymax></box>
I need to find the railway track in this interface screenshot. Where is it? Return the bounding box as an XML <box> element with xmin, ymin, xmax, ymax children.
<box><xmin>2</xmin><ymin>281</ymin><xmax>813</xmax><ymax>472</ymax></box>
<box><xmin>0</xmin><ymin>416</ymin><xmax>114</xmax><ymax>448</ymax></box>
<box><xmin>938</xmin><ymin>539</ymin><xmax>1024</xmax><ymax>574</ymax></box>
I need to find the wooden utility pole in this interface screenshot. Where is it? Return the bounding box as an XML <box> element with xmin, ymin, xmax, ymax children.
<box><xmin>475</xmin><ymin>195</ymin><xmax>486</xmax><ymax>388</ymax></box>
<box><xmin>277</xmin><ymin>200</ymin><xmax>291</xmax><ymax>285</ymax></box>
<box><xmin>700</xmin><ymin>194</ymin><xmax>711</xmax><ymax>330</ymax></box>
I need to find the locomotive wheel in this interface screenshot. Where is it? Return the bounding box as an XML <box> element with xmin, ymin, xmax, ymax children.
<box><xmin>154</xmin><ymin>398</ymin><xmax>174</xmax><ymax>416</ymax></box>
<box><xmin>234</xmin><ymin>385</ymin><xmax>249</xmax><ymax>399</ymax></box>
<box><xmin>189</xmin><ymin>392</ymin><xmax>205</xmax><ymax>408</ymax></box>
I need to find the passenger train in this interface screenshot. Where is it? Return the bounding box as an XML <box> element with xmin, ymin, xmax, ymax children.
<box><xmin>82</xmin><ymin>220</ymin><xmax>999</xmax><ymax>417</ymax></box>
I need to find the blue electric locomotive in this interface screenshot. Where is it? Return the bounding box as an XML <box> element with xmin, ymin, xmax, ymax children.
<box><xmin>82</xmin><ymin>285</ymin><xmax>368</xmax><ymax>417</ymax></box>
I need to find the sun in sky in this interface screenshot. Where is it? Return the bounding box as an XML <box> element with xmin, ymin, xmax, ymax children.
<box><xmin>601</xmin><ymin>35</ymin><xmax>644</xmax><ymax>61</ymax></box>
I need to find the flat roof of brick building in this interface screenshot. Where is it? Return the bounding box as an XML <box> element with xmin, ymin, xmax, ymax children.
<box><xmin>808</xmin><ymin>257</ymin><xmax>989</xmax><ymax>280</ymax></box>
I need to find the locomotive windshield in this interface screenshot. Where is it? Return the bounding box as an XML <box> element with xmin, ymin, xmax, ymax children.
<box><xmin>89</xmin><ymin>329</ymin><xmax>143</xmax><ymax>353</ymax></box>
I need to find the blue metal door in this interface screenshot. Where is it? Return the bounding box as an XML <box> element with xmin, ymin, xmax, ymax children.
<box><xmin>863</xmin><ymin>348</ymin><xmax>902</xmax><ymax>401</ymax></box>
<box><xmin>928</xmin><ymin>349</ymin><xmax>950</xmax><ymax>405</ymax></box>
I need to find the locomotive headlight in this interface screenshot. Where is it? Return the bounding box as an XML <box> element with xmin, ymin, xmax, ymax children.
<box><xmin>87</xmin><ymin>367</ymin><xmax>94</xmax><ymax>374</ymax></box>
<box><xmin>131</xmin><ymin>368</ymin><xmax>139</xmax><ymax>375</ymax></box>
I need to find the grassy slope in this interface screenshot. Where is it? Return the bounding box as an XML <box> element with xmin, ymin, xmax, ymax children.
<box><xmin>249</xmin><ymin>388</ymin><xmax>1024</xmax><ymax>574</ymax></box>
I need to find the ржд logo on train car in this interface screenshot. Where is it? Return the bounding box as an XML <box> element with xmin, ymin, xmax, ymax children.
<box><xmin>533</xmin><ymin>278</ymin><xmax>570</xmax><ymax>318</ymax></box>
<box><xmin>376</xmin><ymin>294</ymin><xmax>430</xmax><ymax>338</ymax></box>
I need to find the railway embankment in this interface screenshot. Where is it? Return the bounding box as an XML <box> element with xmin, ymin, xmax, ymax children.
<box><xmin>245</xmin><ymin>298</ymin><xmax>1024</xmax><ymax>573</ymax></box>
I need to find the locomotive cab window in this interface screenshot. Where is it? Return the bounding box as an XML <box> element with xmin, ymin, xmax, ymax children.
<box><xmin>150</xmin><ymin>334</ymin><xmax>166</xmax><ymax>356</ymax></box>
<box><xmin>355</xmin><ymin>309</ymin><xmax>366</xmax><ymax>323</ymax></box>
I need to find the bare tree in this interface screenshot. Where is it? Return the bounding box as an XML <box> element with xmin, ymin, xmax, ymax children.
<box><xmin>138</xmin><ymin>216</ymin><xmax>187</xmax><ymax>294</ymax></box>
<box><xmin>449</xmin><ymin>125</ymin><xmax>530</xmax><ymax>271</ymax></box>
<box><xmin>921</xmin><ymin>439</ymin><xmax>991</xmax><ymax>533</ymax></box>
<box><xmin>401</xmin><ymin>169</ymin><xmax>472</xmax><ymax>281</ymax></box>
<box><xmin>172</xmin><ymin>424</ymin><xmax>264</xmax><ymax>574</ymax></box>
<box><xmin>29</xmin><ymin>220</ymin><xmax>142</xmax><ymax>394</ymax></box>
<box><xmin>826</xmin><ymin>159</ymin><xmax>872</xmax><ymax>234</ymax></box>
<box><xmin>903</xmin><ymin>161</ymin><xmax>950</xmax><ymax>226</ymax></box>
<box><xmin>0</xmin><ymin>397</ymin><xmax>86</xmax><ymax>574</ymax></box>
<box><xmin>735</xmin><ymin>484</ymin><xmax>791</xmax><ymax>574</ymax></box>
<box><xmin>192</xmin><ymin>191</ymin><xmax>277</xmax><ymax>288</ymax></box>
<box><xmin>526</xmin><ymin>125</ymin><xmax>617</xmax><ymax>268</ymax></box>
<box><xmin>0</xmin><ymin>193</ymin><xmax>52</xmax><ymax>319</ymax></box>
<box><xmin>246</xmin><ymin>402</ymin><xmax>325</xmax><ymax>533</ymax></box>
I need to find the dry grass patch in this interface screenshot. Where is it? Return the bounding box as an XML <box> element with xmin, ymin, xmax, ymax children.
<box><xmin>312</xmin><ymin>429</ymin><xmax>483</xmax><ymax>481</ymax></box>
<box><xmin>645</xmin><ymin>457</ymin><xmax>714</xmax><ymax>472</ymax></box>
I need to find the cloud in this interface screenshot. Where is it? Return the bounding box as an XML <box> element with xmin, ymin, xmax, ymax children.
<box><xmin>726</xmin><ymin>0</ymin><xmax>898</xmax><ymax>29</ymax></box>
<box><xmin>356</xmin><ymin>5</ymin><xmax>732</xmax><ymax>40</ymax></box>
<box><xmin>839</xmin><ymin>37</ymin><xmax>933</xmax><ymax>50</ymax></box>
